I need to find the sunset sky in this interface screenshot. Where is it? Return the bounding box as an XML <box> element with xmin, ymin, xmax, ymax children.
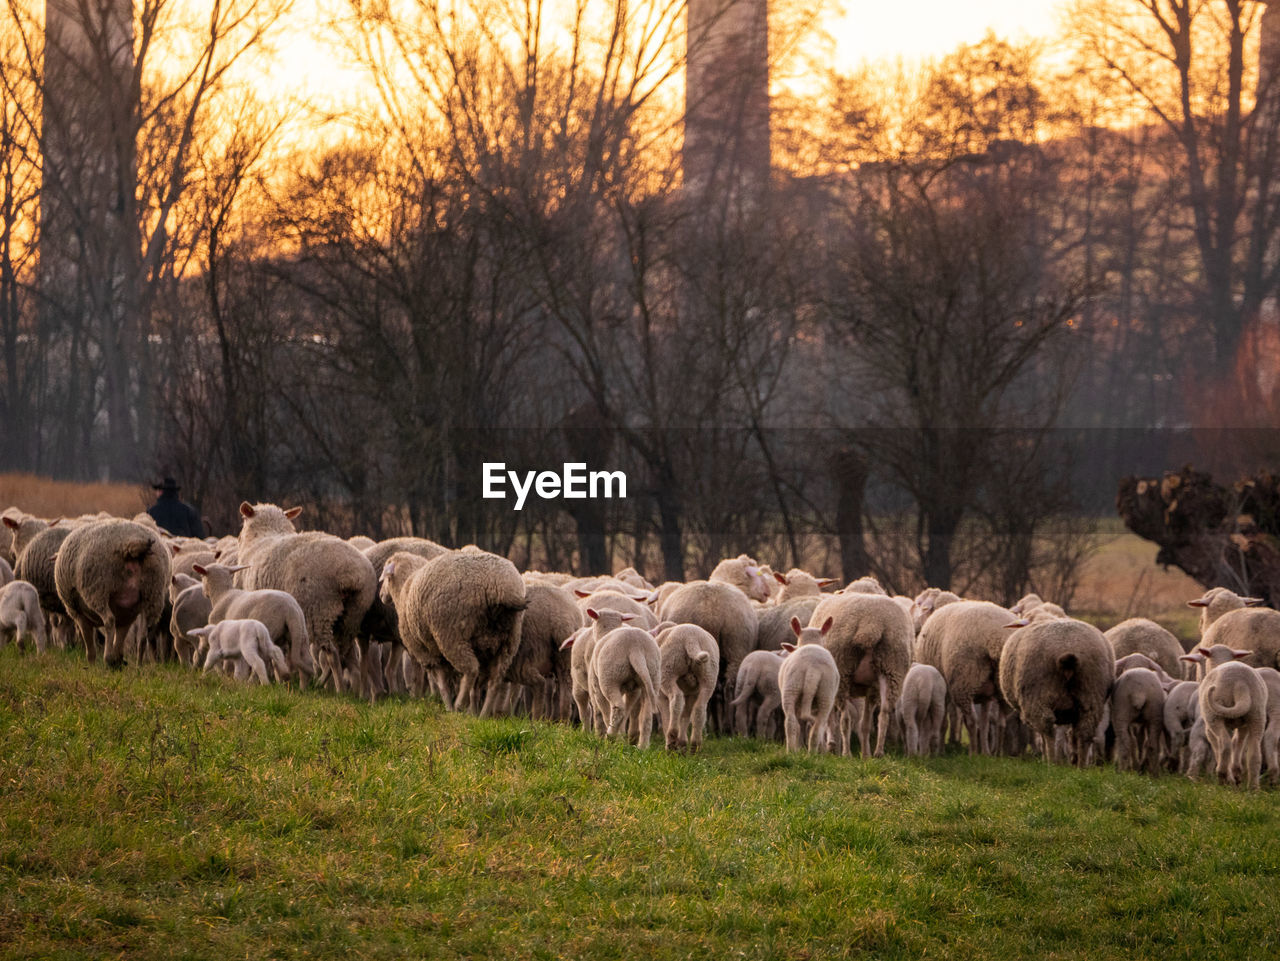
<box><xmin>268</xmin><ymin>0</ymin><xmax>1066</xmax><ymax>113</ymax></box>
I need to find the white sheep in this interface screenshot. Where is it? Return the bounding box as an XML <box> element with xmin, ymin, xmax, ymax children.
<box><xmin>896</xmin><ymin>663</ymin><xmax>946</xmax><ymax>757</ymax></box>
<box><xmin>1109</xmin><ymin>667</ymin><xmax>1166</xmax><ymax>775</ymax></box>
<box><xmin>655</xmin><ymin>623</ymin><xmax>719</xmax><ymax>752</ymax></box>
<box><xmin>809</xmin><ymin>593</ymin><xmax>913</xmax><ymax>758</ymax></box>
<box><xmin>778</xmin><ymin>618</ymin><xmax>839</xmax><ymax>753</ymax></box>
<box><xmin>1163</xmin><ymin>680</ymin><xmax>1200</xmax><ymax>774</ymax></box>
<box><xmin>710</xmin><ymin>554</ymin><xmax>772</xmax><ymax>604</ymax></box>
<box><xmin>1105</xmin><ymin>618</ymin><xmax>1188</xmax><ymax>680</ymax></box>
<box><xmin>1185</xmin><ymin>644</ymin><xmax>1267</xmax><ymax>788</ymax></box>
<box><xmin>194</xmin><ymin>562</ymin><xmax>315</xmax><ymax>686</ymax></box>
<box><xmin>0</xmin><ymin>580</ymin><xmax>47</xmax><ymax>652</ymax></box>
<box><xmin>190</xmin><ymin>619</ymin><xmax>290</xmax><ymax>685</ymax></box>
<box><xmin>771</xmin><ymin>569</ymin><xmax>836</xmax><ymax>605</ymax></box>
<box><xmin>591</xmin><ymin>622</ymin><xmax>662</xmax><ymax>747</ymax></box>
<box><xmin>728</xmin><ymin>649</ymin><xmax>787</xmax><ymax>739</ymax></box>
<box><xmin>1187</xmin><ymin>587</ymin><xmax>1264</xmax><ymax>637</ymax></box>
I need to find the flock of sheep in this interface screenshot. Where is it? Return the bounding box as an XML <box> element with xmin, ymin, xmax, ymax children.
<box><xmin>2</xmin><ymin>500</ymin><xmax>1279</xmax><ymax>788</ymax></box>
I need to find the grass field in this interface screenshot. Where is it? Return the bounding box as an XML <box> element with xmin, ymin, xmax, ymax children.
<box><xmin>2</xmin><ymin>648</ymin><xmax>1279</xmax><ymax>960</ymax></box>
<box><xmin>0</xmin><ymin>474</ymin><xmax>148</xmax><ymax>522</ymax></box>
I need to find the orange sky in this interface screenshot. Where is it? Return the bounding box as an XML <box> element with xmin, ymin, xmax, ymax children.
<box><xmin>260</xmin><ymin>0</ymin><xmax>1065</xmax><ymax>114</ymax></box>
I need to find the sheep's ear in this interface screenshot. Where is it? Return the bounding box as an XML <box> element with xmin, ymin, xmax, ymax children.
<box><xmin>381</xmin><ymin>560</ymin><xmax>395</xmax><ymax>578</ymax></box>
<box><xmin>1198</xmin><ymin>647</ymin><xmax>1213</xmax><ymax>656</ymax></box>
<box><xmin>781</xmin><ymin>642</ymin><xmax>797</xmax><ymax>653</ymax></box>
<box><xmin>189</xmin><ymin>626</ymin><xmax>210</xmax><ymax>637</ymax></box>
<box><xmin>558</xmin><ymin>635</ymin><xmax>575</xmax><ymax>650</ymax></box>
<box><xmin>1233</xmin><ymin>649</ymin><xmax>1254</xmax><ymax>660</ymax></box>
<box><xmin>1178</xmin><ymin>652</ymin><xmax>1202</xmax><ymax>663</ymax></box>
<box><xmin>284</xmin><ymin>506</ymin><xmax>303</xmax><ymax>519</ymax></box>
<box><xmin>621</xmin><ymin>613</ymin><xmax>636</xmax><ymax>622</ymax></box>
<box><xmin>1186</xmin><ymin>598</ymin><xmax>1209</xmax><ymax>608</ymax></box>
<box><xmin>790</xmin><ymin>617</ymin><xmax>802</xmax><ymax>637</ymax></box>
<box><xmin>239</xmin><ymin>502</ymin><xmax>256</xmax><ymax>518</ymax></box>
<box><xmin>1005</xmin><ymin>618</ymin><xmax>1029</xmax><ymax>629</ymax></box>
<box><xmin>1244</xmin><ymin>597</ymin><xmax>1266</xmax><ymax>606</ymax></box>
<box><xmin>820</xmin><ymin>616</ymin><xmax>834</xmax><ymax>636</ymax></box>
<box><xmin>628</xmin><ymin>592</ymin><xmax>649</xmax><ymax>602</ymax></box>
<box><xmin>574</xmin><ymin>589</ymin><xmax>591</xmax><ymax>598</ymax></box>
<box><xmin>169</xmin><ymin>542</ymin><xmax>181</xmax><ymax>555</ymax></box>
<box><xmin>773</xmin><ymin>571</ymin><xmax>788</xmax><ymax>585</ymax></box>
<box><xmin>816</xmin><ymin>578</ymin><xmax>837</xmax><ymax>588</ymax></box>
<box><xmin>192</xmin><ymin>564</ymin><xmax>207</xmax><ymax>576</ymax></box>
<box><xmin>586</xmin><ymin>608</ymin><xmax>600</xmax><ymax>621</ymax></box>
<box><xmin>228</xmin><ymin>564</ymin><xmax>251</xmax><ymax>574</ymax></box>
<box><xmin>1</xmin><ymin>516</ymin><xmax>18</xmax><ymax>530</ymax></box>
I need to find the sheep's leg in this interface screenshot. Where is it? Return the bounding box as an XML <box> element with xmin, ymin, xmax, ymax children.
<box><xmin>634</xmin><ymin>693</ymin><xmax>653</xmax><ymax>749</ymax></box>
<box><xmin>1206</xmin><ymin>721</ymin><xmax>1231</xmax><ymax>782</ymax></box>
<box><xmin>872</xmin><ymin>676</ymin><xmax>892</xmax><ymax>758</ymax></box>
<box><xmin>904</xmin><ymin>714</ymin><xmax>920</xmax><ymax>757</ymax></box>
<box><xmin>783</xmin><ymin>713</ymin><xmax>803</xmax><ymax>752</ymax></box>
<box><xmin>1263</xmin><ymin>727</ymin><xmax>1280</xmax><ymax>785</ymax></box>
<box><xmin>665</xmin><ymin>688</ymin><xmax>686</xmax><ymax>750</ymax></box>
<box><xmin>689</xmin><ymin>691</ymin><xmax>710</xmax><ymax>753</ymax></box>
<box><xmin>239</xmin><ymin>645</ymin><xmax>270</xmax><ymax>685</ymax></box>
<box><xmin>757</xmin><ymin>694</ymin><xmax>781</xmax><ymax>740</ymax></box>
<box><xmin>1243</xmin><ymin>732</ymin><xmax>1263</xmax><ymax>790</ymax></box>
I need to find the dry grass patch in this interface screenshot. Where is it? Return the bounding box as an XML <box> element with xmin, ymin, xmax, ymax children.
<box><xmin>0</xmin><ymin>473</ymin><xmax>148</xmax><ymax>520</ymax></box>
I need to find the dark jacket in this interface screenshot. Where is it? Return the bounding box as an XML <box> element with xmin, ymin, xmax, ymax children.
<box><xmin>148</xmin><ymin>492</ymin><xmax>204</xmax><ymax>538</ymax></box>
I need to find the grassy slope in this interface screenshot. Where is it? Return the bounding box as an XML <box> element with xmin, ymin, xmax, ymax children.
<box><xmin>2</xmin><ymin>649</ymin><xmax>1279</xmax><ymax>960</ymax></box>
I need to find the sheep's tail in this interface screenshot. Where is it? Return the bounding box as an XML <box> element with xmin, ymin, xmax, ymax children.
<box><xmin>1208</xmin><ymin>686</ymin><xmax>1254</xmax><ymax>719</ymax></box>
<box><xmin>685</xmin><ymin>635</ymin><xmax>711</xmax><ymax>666</ymax></box>
<box><xmin>729</xmin><ymin>684</ymin><xmax>754</xmax><ymax>707</ymax></box>
<box><xmin>1058</xmin><ymin>653</ymin><xmax>1079</xmax><ymax>678</ymax></box>
<box><xmin>629</xmin><ymin>647</ymin><xmax>659</xmax><ymax>715</ymax></box>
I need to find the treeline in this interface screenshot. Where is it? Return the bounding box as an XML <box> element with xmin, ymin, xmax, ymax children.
<box><xmin>2</xmin><ymin>0</ymin><xmax>1280</xmax><ymax>598</ymax></box>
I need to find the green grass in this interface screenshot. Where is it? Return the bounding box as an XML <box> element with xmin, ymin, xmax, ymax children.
<box><xmin>3</xmin><ymin>649</ymin><xmax>1280</xmax><ymax>959</ymax></box>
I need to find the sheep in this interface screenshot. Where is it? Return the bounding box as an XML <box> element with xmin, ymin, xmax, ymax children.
<box><xmin>896</xmin><ymin>663</ymin><xmax>946</xmax><ymax>757</ymax></box>
<box><xmin>359</xmin><ymin>537</ymin><xmax>450</xmax><ymax>698</ymax></box>
<box><xmin>54</xmin><ymin>519</ymin><xmax>171</xmax><ymax>667</ymax></box>
<box><xmin>1257</xmin><ymin>667</ymin><xmax>1280</xmax><ymax>785</ymax></box>
<box><xmin>914</xmin><ymin>600</ymin><xmax>1015</xmax><ymax>755</ymax></box>
<box><xmin>1114</xmin><ymin>652</ymin><xmax>1178</xmax><ymax>686</ymax></box>
<box><xmin>169</xmin><ymin>579</ymin><xmax>212</xmax><ymax>667</ymax></box>
<box><xmin>169</xmin><ymin>572</ymin><xmax>200</xmax><ymax>604</ymax></box>
<box><xmin>3</xmin><ymin>513</ymin><xmax>48</xmax><ymax>567</ymax></box>
<box><xmin>1163</xmin><ymin>681</ymin><xmax>1200</xmax><ymax>774</ymax></box>
<box><xmin>574</xmin><ymin>589</ymin><xmax>657</xmax><ymax>629</ymax></box>
<box><xmin>1185</xmin><ymin>713</ymin><xmax>1214</xmax><ymax>781</ymax></box>
<box><xmin>771</xmin><ymin>569</ymin><xmax>836</xmax><ymax>605</ymax></box>
<box><xmin>378</xmin><ymin>547</ymin><xmax>527</xmax><ymax>716</ymax></box>
<box><xmin>502</xmin><ymin>582</ymin><xmax>582</xmax><ymax>720</ymax></box>
<box><xmin>1186</xmin><ymin>644</ymin><xmax>1267</xmax><ymax>788</ymax></box>
<box><xmin>348</xmin><ymin>535</ymin><xmax>377</xmax><ymax>552</ymax></box>
<box><xmin>169</xmin><ymin>545</ymin><xmax>216</xmax><ymax>581</ymax></box>
<box><xmin>655</xmin><ymin>623</ymin><xmax>719</xmax><ymax>752</ymax></box>
<box><xmin>755</xmin><ymin>597</ymin><xmax>822</xmax><ymax>652</ymax></box>
<box><xmin>778</xmin><ymin>617</ymin><xmax>840</xmax><ymax>753</ymax></box>
<box><xmin>728</xmin><ymin>649</ymin><xmax>786</xmax><ymax>738</ymax></box>
<box><xmin>1109</xmin><ymin>667</ymin><xmax>1167</xmax><ymax>775</ymax></box>
<box><xmin>1105</xmin><ymin>618</ymin><xmax>1188</xmax><ymax>680</ymax></box>
<box><xmin>646</xmin><ymin>581</ymin><xmax>683</xmax><ymax>613</ymax></box>
<box><xmin>997</xmin><ymin>618</ymin><xmax>1114</xmax><ymax>768</ymax></box>
<box><xmin>193</xmin><ymin>562</ymin><xmax>315</xmax><ymax>685</ymax></box>
<box><xmin>0</xmin><ymin>580</ymin><xmax>47</xmax><ymax>652</ymax></box>
<box><xmin>1187</xmin><ymin>587</ymin><xmax>1264</xmax><ymax>636</ymax></box>
<box><xmin>235</xmin><ymin>503</ymin><xmax>377</xmax><ymax>697</ymax></box>
<box><xmin>614</xmin><ymin>567</ymin><xmax>654</xmax><ymax>591</ymax></box>
<box><xmin>590</xmin><ymin>621</ymin><xmax>662</xmax><ymax>747</ymax></box>
<box><xmin>710</xmin><ymin>554</ymin><xmax>772</xmax><ymax>604</ymax></box>
<box><xmin>190</xmin><ymin>619</ymin><xmax>290</xmax><ymax>685</ymax></box>
<box><xmin>911</xmin><ymin>587</ymin><xmax>961</xmax><ymax>634</ymax></box>
<box><xmin>13</xmin><ymin>524</ymin><xmax>75</xmax><ymax>651</ymax></box>
<box><xmin>659</xmin><ymin>580</ymin><xmax>759</xmax><ymax>731</ymax></box>
<box><xmin>1199</xmin><ymin>605</ymin><xmax>1280</xmax><ymax>673</ymax></box>
<box><xmin>809</xmin><ymin>592</ymin><xmax>913</xmax><ymax>758</ymax></box>
<box><xmin>558</xmin><ymin>608</ymin><xmax>634</xmax><ymax>732</ymax></box>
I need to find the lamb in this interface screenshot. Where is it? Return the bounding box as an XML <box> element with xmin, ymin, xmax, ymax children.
<box><xmin>503</xmin><ymin>582</ymin><xmax>582</xmax><ymax>720</ymax></box>
<box><xmin>1182</xmin><ymin>644</ymin><xmax>1267</xmax><ymax>788</ymax></box>
<box><xmin>54</xmin><ymin>519</ymin><xmax>171</xmax><ymax>667</ymax></box>
<box><xmin>590</xmin><ymin>620</ymin><xmax>662</xmax><ymax>747</ymax></box>
<box><xmin>914</xmin><ymin>600</ymin><xmax>1015</xmax><ymax>755</ymax></box>
<box><xmin>3</xmin><ymin>513</ymin><xmax>48</xmax><ymax>567</ymax></box>
<box><xmin>1163</xmin><ymin>681</ymin><xmax>1200</xmax><ymax>774</ymax></box>
<box><xmin>710</xmin><ymin>554</ymin><xmax>772</xmax><ymax>604</ymax></box>
<box><xmin>190</xmin><ymin>619</ymin><xmax>290</xmax><ymax>685</ymax></box>
<box><xmin>655</xmin><ymin>623</ymin><xmax>719</xmax><ymax>752</ymax></box>
<box><xmin>809</xmin><ymin>592</ymin><xmax>913</xmax><ymax>757</ymax></box>
<box><xmin>1199</xmin><ymin>604</ymin><xmax>1280</xmax><ymax>673</ymax></box>
<box><xmin>378</xmin><ymin>547</ymin><xmax>527</xmax><ymax>716</ymax></box>
<box><xmin>659</xmin><ymin>580</ymin><xmax>759</xmax><ymax>730</ymax></box>
<box><xmin>169</xmin><ymin>572</ymin><xmax>200</xmax><ymax>604</ymax></box>
<box><xmin>1109</xmin><ymin>667</ymin><xmax>1167</xmax><ymax>775</ymax></box>
<box><xmin>728</xmin><ymin>649</ymin><xmax>786</xmax><ymax>738</ymax></box>
<box><xmin>1187</xmin><ymin>587</ymin><xmax>1264</xmax><ymax>636</ymax></box>
<box><xmin>574</xmin><ymin>589</ymin><xmax>657</xmax><ymax>629</ymax></box>
<box><xmin>997</xmin><ymin>617</ymin><xmax>1114</xmax><ymax>767</ymax></box>
<box><xmin>778</xmin><ymin>618</ymin><xmax>840</xmax><ymax>753</ymax></box>
<box><xmin>558</xmin><ymin>608</ymin><xmax>633</xmax><ymax>732</ymax></box>
<box><xmin>0</xmin><ymin>580</ymin><xmax>47</xmax><ymax>652</ymax></box>
<box><xmin>169</xmin><ymin>579</ymin><xmax>212</xmax><ymax>667</ymax></box>
<box><xmin>235</xmin><ymin>503</ymin><xmax>377</xmax><ymax>697</ymax></box>
<box><xmin>755</xmin><ymin>597</ymin><xmax>822</xmax><ymax>653</ymax></box>
<box><xmin>896</xmin><ymin>663</ymin><xmax>946</xmax><ymax>757</ymax></box>
<box><xmin>771</xmin><ymin>569</ymin><xmax>836</xmax><ymax>604</ymax></box>
<box><xmin>1114</xmin><ymin>652</ymin><xmax>1177</xmax><ymax>685</ymax></box>
<box><xmin>1105</xmin><ymin>618</ymin><xmax>1188</xmax><ymax>680</ymax></box>
<box><xmin>193</xmin><ymin>562</ymin><xmax>315</xmax><ymax>685</ymax></box>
